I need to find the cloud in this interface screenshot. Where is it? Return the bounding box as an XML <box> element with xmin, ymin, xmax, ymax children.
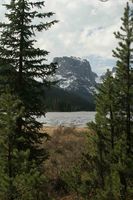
<box><xmin>79</xmin><ymin>22</ymin><xmax>121</xmax><ymax>58</ymax></box>
<box><xmin>41</xmin><ymin>0</ymin><xmax>127</xmax><ymax>74</ymax></box>
<box><xmin>0</xmin><ymin>0</ymin><xmax>128</xmax><ymax>74</ymax></box>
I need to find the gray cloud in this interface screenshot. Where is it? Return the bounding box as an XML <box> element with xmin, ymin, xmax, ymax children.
<box><xmin>43</xmin><ymin>0</ymin><xmax>127</xmax><ymax>74</ymax></box>
<box><xmin>0</xmin><ymin>0</ymin><xmax>128</xmax><ymax>74</ymax></box>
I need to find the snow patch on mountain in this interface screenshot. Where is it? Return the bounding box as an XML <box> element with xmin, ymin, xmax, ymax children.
<box><xmin>95</xmin><ymin>76</ymin><xmax>102</xmax><ymax>84</ymax></box>
<box><xmin>53</xmin><ymin>56</ymin><xmax>98</xmax><ymax>100</ymax></box>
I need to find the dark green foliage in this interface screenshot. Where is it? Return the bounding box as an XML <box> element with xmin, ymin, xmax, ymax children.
<box><xmin>0</xmin><ymin>92</ymin><xmax>22</xmax><ymax>199</ymax></box>
<box><xmin>80</xmin><ymin>2</ymin><xmax>133</xmax><ymax>199</ymax></box>
<box><xmin>0</xmin><ymin>0</ymin><xmax>57</xmax><ymax>162</ymax></box>
<box><xmin>0</xmin><ymin>92</ymin><xmax>49</xmax><ymax>200</ymax></box>
<box><xmin>44</xmin><ymin>86</ymin><xmax>95</xmax><ymax>111</ymax></box>
<box><xmin>112</xmin><ymin>3</ymin><xmax>133</xmax><ymax>198</ymax></box>
<box><xmin>0</xmin><ymin>0</ymin><xmax>57</xmax><ymax>199</ymax></box>
<box><xmin>82</xmin><ymin>72</ymin><xmax>121</xmax><ymax>200</ymax></box>
<box><xmin>112</xmin><ymin>2</ymin><xmax>133</xmax><ymax>154</ymax></box>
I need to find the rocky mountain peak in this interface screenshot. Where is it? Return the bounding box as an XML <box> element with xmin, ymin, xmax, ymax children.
<box><xmin>53</xmin><ymin>56</ymin><xmax>98</xmax><ymax>100</ymax></box>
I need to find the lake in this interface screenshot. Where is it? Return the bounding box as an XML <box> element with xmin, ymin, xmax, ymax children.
<box><xmin>39</xmin><ymin>112</ymin><xmax>96</xmax><ymax>127</ymax></box>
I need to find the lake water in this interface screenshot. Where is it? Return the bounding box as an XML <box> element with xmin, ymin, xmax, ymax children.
<box><xmin>39</xmin><ymin>112</ymin><xmax>96</xmax><ymax>127</ymax></box>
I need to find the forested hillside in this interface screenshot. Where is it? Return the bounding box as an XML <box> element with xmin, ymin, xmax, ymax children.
<box><xmin>44</xmin><ymin>86</ymin><xmax>95</xmax><ymax>111</ymax></box>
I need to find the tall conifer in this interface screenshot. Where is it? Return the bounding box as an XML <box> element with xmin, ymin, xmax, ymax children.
<box><xmin>113</xmin><ymin>2</ymin><xmax>133</xmax><ymax>154</ymax></box>
<box><xmin>0</xmin><ymin>0</ymin><xmax>57</xmax><ymax>162</ymax></box>
<box><xmin>112</xmin><ymin>2</ymin><xmax>133</xmax><ymax>199</ymax></box>
<box><xmin>83</xmin><ymin>71</ymin><xmax>118</xmax><ymax>199</ymax></box>
<box><xmin>83</xmin><ymin>2</ymin><xmax>133</xmax><ymax>199</ymax></box>
<box><xmin>0</xmin><ymin>0</ymin><xmax>58</xmax><ymax>199</ymax></box>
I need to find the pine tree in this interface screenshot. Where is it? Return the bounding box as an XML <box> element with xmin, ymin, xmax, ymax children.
<box><xmin>112</xmin><ymin>2</ymin><xmax>133</xmax><ymax>154</ymax></box>
<box><xmin>82</xmin><ymin>71</ymin><xmax>120</xmax><ymax>199</ymax></box>
<box><xmin>0</xmin><ymin>91</ymin><xmax>50</xmax><ymax>200</ymax></box>
<box><xmin>0</xmin><ymin>91</ymin><xmax>23</xmax><ymax>199</ymax></box>
<box><xmin>0</xmin><ymin>0</ymin><xmax>57</xmax><ymax>164</ymax></box>
<box><xmin>82</xmin><ymin>2</ymin><xmax>133</xmax><ymax>199</ymax></box>
<box><xmin>0</xmin><ymin>0</ymin><xmax>58</xmax><ymax>199</ymax></box>
<box><xmin>112</xmin><ymin>2</ymin><xmax>133</xmax><ymax>199</ymax></box>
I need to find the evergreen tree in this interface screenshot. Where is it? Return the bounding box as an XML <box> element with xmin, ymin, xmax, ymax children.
<box><xmin>81</xmin><ymin>2</ymin><xmax>133</xmax><ymax>199</ymax></box>
<box><xmin>0</xmin><ymin>0</ymin><xmax>57</xmax><ymax>164</ymax></box>
<box><xmin>0</xmin><ymin>91</ymin><xmax>26</xmax><ymax>199</ymax></box>
<box><xmin>0</xmin><ymin>0</ymin><xmax>58</xmax><ymax>199</ymax></box>
<box><xmin>82</xmin><ymin>71</ymin><xmax>120</xmax><ymax>200</ymax></box>
<box><xmin>112</xmin><ymin>2</ymin><xmax>133</xmax><ymax>199</ymax></box>
<box><xmin>112</xmin><ymin>2</ymin><xmax>133</xmax><ymax>154</ymax></box>
<box><xmin>0</xmin><ymin>91</ymin><xmax>50</xmax><ymax>200</ymax></box>
<box><xmin>0</xmin><ymin>92</ymin><xmax>21</xmax><ymax>199</ymax></box>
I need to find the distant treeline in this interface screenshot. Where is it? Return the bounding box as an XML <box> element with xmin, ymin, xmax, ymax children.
<box><xmin>44</xmin><ymin>87</ymin><xmax>95</xmax><ymax>111</ymax></box>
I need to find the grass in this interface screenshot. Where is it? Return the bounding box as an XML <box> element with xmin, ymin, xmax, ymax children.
<box><xmin>43</xmin><ymin>126</ymin><xmax>89</xmax><ymax>200</ymax></box>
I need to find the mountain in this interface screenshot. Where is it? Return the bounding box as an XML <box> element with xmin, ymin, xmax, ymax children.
<box><xmin>53</xmin><ymin>56</ymin><xmax>98</xmax><ymax>100</ymax></box>
<box><xmin>44</xmin><ymin>56</ymin><xmax>98</xmax><ymax>111</ymax></box>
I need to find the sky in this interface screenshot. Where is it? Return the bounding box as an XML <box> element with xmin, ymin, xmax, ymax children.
<box><xmin>0</xmin><ymin>0</ymin><xmax>129</xmax><ymax>75</ymax></box>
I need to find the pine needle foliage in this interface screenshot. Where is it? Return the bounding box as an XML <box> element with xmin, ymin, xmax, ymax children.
<box><xmin>0</xmin><ymin>0</ymin><xmax>58</xmax><ymax>199</ymax></box>
<box><xmin>82</xmin><ymin>2</ymin><xmax>133</xmax><ymax>199</ymax></box>
<box><xmin>0</xmin><ymin>0</ymin><xmax>58</xmax><ymax>163</ymax></box>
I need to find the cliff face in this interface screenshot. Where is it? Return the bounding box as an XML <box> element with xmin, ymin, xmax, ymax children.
<box><xmin>53</xmin><ymin>56</ymin><xmax>98</xmax><ymax>100</ymax></box>
<box><xmin>44</xmin><ymin>56</ymin><xmax>100</xmax><ymax>111</ymax></box>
